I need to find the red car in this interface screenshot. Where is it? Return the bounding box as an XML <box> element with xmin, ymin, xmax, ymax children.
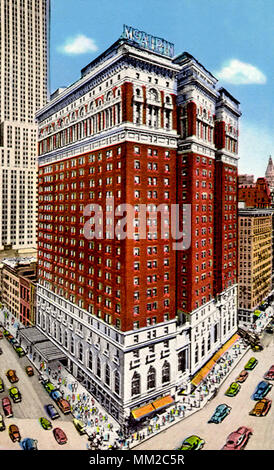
<box><xmin>264</xmin><ymin>365</ymin><xmax>274</xmax><ymax>381</ymax></box>
<box><xmin>0</xmin><ymin>332</ymin><xmax>3</xmax><ymax>339</ymax></box>
<box><xmin>53</xmin><ymin>427</ymin><xmax>67</xmax><ymax>445</ymax></box>
<box><xmin>249</xmin><ymin>398</ymin><xmax>272</xmax><ymax>417</ymax></box>
<box><xmin>222</xmin><ymin>426</ymin><xmax>253</xmax><ymax>450</ymax></box>
<box><xmin>2</xmin><ymin>397</ymin><xmax>13</xmax><ymax>418</ymax></box>
<box><xmin>235</xmin><ymin>370</ymin><xmax>249</xmax><ymax>383</ymax></box>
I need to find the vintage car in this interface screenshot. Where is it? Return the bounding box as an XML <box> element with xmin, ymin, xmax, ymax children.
<box><xmin>249</xmin><ymin>398</ymin><xmax>272</xmax><ymax>417</ymax></box>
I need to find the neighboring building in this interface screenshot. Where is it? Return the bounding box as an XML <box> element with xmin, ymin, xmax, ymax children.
<box><xmin>238</xmin><ymin>209</ymin><xmax>272</xmax><ymax>324</ymax></box>
<box><xmin>238</xmin><ymin>174</ymin><xmax>254</xmax><ymax>185</ymax></box>
<box><xmin>35</xmin><ymin>27</ymin><xmax>240</xmax><ymax>425</ymax></box>
<box><xmin>0</xmin><ymin>258</ymin><xmax>37</xmax><ymax>327</ymax></box>
<box><xmin>238</xmin><ymin>177</ymin><xmax>272</xmax><ymax>208</ymax></box>
<box><xmin>0</xmin><ymin>0</ymin><xmax>50</xmax><ymax>252</ymax></box>
<box><xmin>265</xmin><ymin>156</ymin><xmax>274</xmax><ymax>191</ymax></box>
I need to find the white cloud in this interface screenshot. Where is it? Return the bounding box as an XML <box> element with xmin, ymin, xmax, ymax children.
<box><xmin>215</xmin><ymin>59</ymin><xmax>266</xmax><ymax>85</ymax></box>
<box><xmin>58</xmin><ymin>34</ymin><xmax>98</xmax><ymax>55</ymax></box>
<box><xmin>238</xmin><ymin>122</ymin><xmax>274</xmax><ymax>178</ymax></box>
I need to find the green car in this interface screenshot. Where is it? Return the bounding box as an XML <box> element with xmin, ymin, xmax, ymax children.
<box><xmin>244</xmin><ymin>357</ymin><xmax>258</xmax><ymax>370</ymax></box>
<box><xmin>44</xmin><ymin>382</ymin><xmax>57</xmax><ymax>394</ymax></box>
<box><xmin>177</xmin><ymin>435</ymin><xmax>205</xmax><ymax>450</ymax></box>
<box><xmin>73</xmin><ymin>418</ymin><xmax>86</xmax><ymax>435</ymax></box>
<box><xmin>3</xmin><ymin>330</ymin><xmax>10</xmax><ymax>337</ymax></box>
<box><xmin>39</xmin><ymin>417</ymin><xmax>52</xmax><ymax>430</ymax></box>
<box><xmin>15</xmin><ymin>346</ymin><xmax>26</xmax><ymax>358</ymax></box>
<box><xmin>9</xmin><ymin>386</ymin><xmax>22</xmax><ymax>403</ymax></box>
<box><xmin>0</xmin><ymin>378</ymin><xmax>4</xmax><ymax>393</ymax></box>
<box><xmin>225</xmin><ymin>382</ymin><xmax>241</xmax><ymax>397</ymax></box>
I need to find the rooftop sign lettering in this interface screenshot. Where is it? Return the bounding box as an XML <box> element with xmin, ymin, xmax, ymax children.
<box><xmin>121</xmin><ymin>24</ymin><xmax>174</xmax><ymax>58</ymax></box>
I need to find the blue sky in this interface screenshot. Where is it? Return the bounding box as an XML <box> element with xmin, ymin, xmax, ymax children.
<box><xmin>50</xmin><ymin>0</ymin><xmax>274</xmax><ymax>178</ymax></box>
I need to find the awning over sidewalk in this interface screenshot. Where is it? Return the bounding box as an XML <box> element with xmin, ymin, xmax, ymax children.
<box><xmin>34</xmin><ymin>340</ymin><xmax>67</xmax><ymax>362</ymax></box>
<box><xmin>131</xmin><ymin>403</ymin><xmax>155</xmax><ymax>421</ymax></box>
<box><xmin>131</xmin><ymin>395</ymin><xmax>174</xmax><ymax>420</ymax></box>
<box><xmin>191</xmin><ymin>333</ymin><xmax>240</xmax><ymax>387</ymax></box>
<box><xmin>19</xmin><ymin>326</ymin><xmax>48</xmax><ymax>345</ymax></box>
<box><xmin>152</xmin><ymin>395</ymin><xmax>174</xmax><ymax>411</ymax></box>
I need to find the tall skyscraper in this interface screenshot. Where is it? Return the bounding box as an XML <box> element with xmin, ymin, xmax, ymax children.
<box><xmin>0</xmin><ymin>0</ymin><xmax>50</xmax><ymax>252</ymax></box>
<box><xmin>35</xmin><ymin>26</ymin><xmax>240</xmax><ymax>425</ymax></box>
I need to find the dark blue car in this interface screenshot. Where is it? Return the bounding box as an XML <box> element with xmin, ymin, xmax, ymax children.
<box><xmin>21</xmin><ymin>438</ymin><xmax>38</xmax><ymax>450</ymax></box>
<box><xmin>45</xmin><ymin>403</ymin><xmax>60</xmax><ymax>420</ymax></box>
<box><xmin>252</xmin><ymin>381</ymin><xmax>272</xmax><ymax>400</ymax></box>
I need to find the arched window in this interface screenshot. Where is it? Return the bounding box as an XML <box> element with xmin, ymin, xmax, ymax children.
<box><xmin>114</xmin><ymin>370</ymin><xmax>120</xmax><ymax>395</ymax></box>
<box><xmin>96</xmin><ymin>357</ymin><xmax>101</xmax><ymax>377</ymax></box>
<box><xmin>78</xmin><ymin>342</ymin><xmax>83</xmax><ymax>362</ymax></box>
<box><xmin>162</xmin><ymin>361</ymin><xmax>170</xmax><ymax>384</ymax></box>
<box><xmin>195</xmin><ymin>343</ymin><xmax>199</xmax><ymax>364</ymax></box>
<box><xmin>131</xmin><ymin>372</ymin><xmax>141</xmax><ymax>396</ymax></box>
<box><xmin>105</xmin><ymin>364</ymin><xmax>110</xmax><ymax>386</ymax></box>
<box><xmin>201</xmin><ymin>338</ymin><xmax>205</xmax><ymax>357</ymax></box>
<box><xmin>70</xmin><ymin>336</ymin><xmax>75</xmax><ymax>355</ymax></box>
<box><xmin>147</xmin><ymin>366</ymin><xmax>156</xmax><ymax>390</ymax></box>
<box><xmin>207</xmin><ymin>332</ymin><xmax>211</xmax><ymax>351</ymax></box>
<box><xmin>149</xmin><ymin>88</ymin><xmax>158</xmax><ymax>102</ymax></box>
<box><xmin>88</xmin><ymin>350</ymin><xmax>93</xmax><ymax>370</ymax></box>
<box><xmin>64</xmin><ymin>330</ymin><xmax>68</xmax><ymax>349</ymax></box>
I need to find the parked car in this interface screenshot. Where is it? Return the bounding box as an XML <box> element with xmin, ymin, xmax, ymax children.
<box><xmin>249</xmin><ymin>398</ymin><xmax>272</xmax><ymax>417</ymax></box>
<box><xmin>25</xmin><ymin>366</ymin><xmax>34</xmax><ymax>377</ymax></box>
<box><xmin>45</xmin><ymin>404</ymin><xmax>60</xmax><ymax>420</ymax></box>
<box><xmin>252</xmin><ymin>381</ymin><xmax>272</xmax><ymax>400</ymax></box>
<box><xmin>0</xmin><ymin>413</ymin><xmax>6</xmax><ymax>431</ymax></box>
<box><xmin>56</xmin><ymin>398</ymin><xmax>71</xmax><ymax>414</ymax></box>
<box><xmin>73</xmin><ymin>418</ymin><xmax>86</xmax><ymax>435</ymax></box>
<box><xmin>244</xmin><ymin>357</ymin><xmax>258</xmax><ymax>370</ymax></box>
<box><xmin>0</xmin><ymin>378</ymin><xmax>4</xmax><ymax>393</ymax></box>
<box><xmin>3</xmin><ymin>330</ymin><xmax>10</xmax><ymax>337</ymax></box>
<box><xmin>39</xmin><ymin>417</ymin><xmax>52</xmax><ymax>430</ymax></box>
<box><xmin>2</xmin><ymin>397</ymin><xmax>13</xmax><ymax>417</ymax></box>
<box><xmin>208</xmin><ymin>404</ymin><xmax>231</xmax><ymax>424</ymax></box>
<box><xmin>10</xmin><ymin>338</ymin><xmax>18</xmax><ymax>345</ymax></box>
<box><xmin>21</xmin><ymin>438</ymin><xmax>38</xmax><ymax>450</ymax></box>
<box><xmin>177</xmin><ymin>435</ymin><xmax>205</xmax><ymax>450</ymax></box>
<box><xmin>222</xmin><ymin>426</ymin><xmax>252</xmax><ymax>450</ymax></box>
<box><xmin>6</xmin><ymin>369</ymin><xmax>19</xmax><ymax>384</ymax></box>
<box><xmin>0</xmin><ymin>331</ymin><xmax>3</xmax><ymax>339</ymax></box>
<box><xmin>265</xmin><ymin>326</ymin><xmax>274</xmax><ymax>334</ymax></box>
<box><xmin>9</xmin><ymin>387</ymin><xmax>22</xmax><ymax>403</ymax></box>
<box><xmin>50</xmin><ymin>390</ymin><xmax>62</xmax><ymax>401</ymax></box>
<box><xmin>6</xmin><ymin>334</ymin><xmax>14</xmax><ymax>342</ymax></box>
<box><xmin>8</xmin><ymin>424</ymin><xmax>21</xmax><ymax>442</ymax></box>
<box><xmin>264</xmin><ymin>365</ymin><xmax>274</xmax><ymax>380</ymax></box>
<box><xmin>14</xmin><ymin>346</ymin><xmax>26</xmax><ymax>357</ymax></box>
<box><xmin>225</xmin><ymin>382</ymin><xmax>241</xmax><ymax>397</ymax></box>
<box><xmin>44</xmin><ymin>382</ymin><xmax>57</xmax><ymax>394</ymax></box>
<box><xmin>235</xmin><ymin>370</ymin><xmax>249</xmax><ymax>383</ymax></box>
<box><xmin>53</xmin><ymin>427</ymin><xmax>67</xmax><ymax>445</ymax></box>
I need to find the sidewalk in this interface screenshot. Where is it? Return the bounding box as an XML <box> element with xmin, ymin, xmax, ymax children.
<box><xmin>0</xmin><ymin>308</ymin><xmax>257</xmax><ymax>450</ymax></box>
<box><xmin>129</xmin><ymin>337</ymin><xmax>250</xmax><ymax>449</ymax></box>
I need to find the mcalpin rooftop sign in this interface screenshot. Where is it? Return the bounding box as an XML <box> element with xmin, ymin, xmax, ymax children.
<box><xmin>121</xmin><ymin>24</ymin><xmax>175</xmax><ymax>58</ymax></box>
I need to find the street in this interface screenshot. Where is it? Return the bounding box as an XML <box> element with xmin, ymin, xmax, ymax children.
<box><xmin>135</xmin><ymin>329</ymin><xmax>274</xmax><ymax>451</ymax></box>
<box><xmin>0</xmin><ymin>335</ymin><xmax>88</xmax><ymax>450</ymax></box>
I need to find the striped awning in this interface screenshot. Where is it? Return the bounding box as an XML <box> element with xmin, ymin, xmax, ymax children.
<box><xmin>191</xmin><ymin>333</ymin><xmax>240</xmax><ymax>387</ymax></box>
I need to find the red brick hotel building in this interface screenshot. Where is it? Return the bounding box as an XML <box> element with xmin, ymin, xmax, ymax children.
<box><xmin>36</xmin><ymin>26</ymin><xmax>241</xmax><ymax>424</ymax></box>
